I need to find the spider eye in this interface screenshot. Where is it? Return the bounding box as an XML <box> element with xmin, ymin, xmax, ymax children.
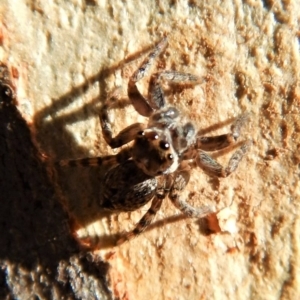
<box><xmin>167</xmin><ymin>154</ymin><xmax>173</xmax><ymax>160</ymax></box>
<box><xmin>145</xmin><ymin>131</ymin><xmax>158</xmax><ymax>140</ymax></box>
<box><xmin>137</xmin><ymin>131</ymin><xmax>144</xmax><ymax>136</ymax></box>
<box><xmin>159</xmin><ymin>141</ymin><xmax>170</xmax><ymax>150</ymax></box>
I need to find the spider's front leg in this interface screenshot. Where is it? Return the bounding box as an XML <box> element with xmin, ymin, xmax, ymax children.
<box><xmin>100</xmin><ymin>89</ymin><xmax>145</xmax><ymax>148</ymax></box>
<box><xmin>169</xmin><ymin>169</ymin><xmax>214</xmax><ymax>218</ymax></box>
<box><xmin>116</xmin><ymin>196</ymin><xmax>163</xmax><ymax>245</ymax></box>
<box><xmin>128</xmin><ymin>37</ymin><xmax>201</xmax><ymax>113</ymax></box>
<box><xmin>127</xmin><ymin>37</ymin><xmax>168</xmax><ymax>116</ymax></box>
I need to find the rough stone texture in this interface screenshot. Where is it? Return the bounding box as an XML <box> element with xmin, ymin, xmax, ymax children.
<box><xmin>1</xmin><ymin>0</ymin><xmax>299</xmax><ymax>299</ymax></box>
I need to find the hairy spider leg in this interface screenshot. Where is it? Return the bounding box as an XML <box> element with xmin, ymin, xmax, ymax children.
<box><xmin>99</xmin><ymin>88</ymin><xmax>146</xmax><ymax>148</ymax></box>
<box><xmin>196</xmin><ymin>141</ymin><xmax>251</xmax><ymax>177</ymax></box>
<box><xmin>195</xmin><ymin>114</ymin><xmax>250</xmax><ymax>151</ymax></box>
<box><xmin>169</xmin><ymin>169</ymin><xmax>214</xmax><ymax>217</ymax></box>
<box><xmin>148</xmin><ymin>70</ymin><xmax>199</xmax><ymax>109</ymax></box>
<box><xmin>116</xmin><ymin>174</ymin><xmax>174</xmax><ymax>244</ymax></box>
<box><xmin>58</xmin><ymin>147</ymin><xmax>132</xmax><ymax>167</ymax></box>
<box><xmin>129</xmin><ymin>38</ymin><xmax>201</xmax><ymax>112</ymax></box>
<box><xmin>116</xmin><ymin>195</ymin><xmax>164</xmax><ymax>245</ymax></box>
<box><xmin>128</xmin><ymin>37</ymin><xmax>168</xmax><ymax>116</ymax></box>
<box><xmin>194</xmin><ymin>114</ymin><xmax>252</xmax><ymax>177</ymax></box>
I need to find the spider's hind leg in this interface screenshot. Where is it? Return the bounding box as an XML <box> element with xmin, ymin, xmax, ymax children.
<box><xmin>117</xmin><ymin>195</ymin><xmax>164</xmax><ymax>245</ymax></box>
<box><xmin>195</xmin><ymin>114</ymin><xmax>252</xmax><ymax>177</ymax></box>
<box><xmin>117</xmin><ymin>175</ymin><xmax>173</xmax><ymax>245</ymax></box>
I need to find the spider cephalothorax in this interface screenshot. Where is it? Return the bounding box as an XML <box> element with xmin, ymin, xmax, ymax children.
<box><xmin>59</xmin><ymin>37</ymin><xmax>251</xmax><ymax>245</ymax></box>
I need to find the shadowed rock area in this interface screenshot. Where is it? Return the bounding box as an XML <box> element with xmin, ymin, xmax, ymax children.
<box><xmin>0</xmin><ymin>64</ymin><xmax>111</xmax><ymax>300</ymax></box>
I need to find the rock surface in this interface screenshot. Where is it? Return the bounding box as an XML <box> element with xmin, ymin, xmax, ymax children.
<box><xmin>1</xmin><ymin>1</ymin><xmax>299</xmax><ymax>299</ymax></box>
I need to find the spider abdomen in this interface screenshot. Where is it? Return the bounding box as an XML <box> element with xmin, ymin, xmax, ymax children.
<box><xmin>101</xmin><ymin>160</ymin><xmax>157</xmax><ymax>212</ymax></box>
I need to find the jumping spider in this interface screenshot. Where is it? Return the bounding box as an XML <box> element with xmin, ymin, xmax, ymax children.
<box><xmin>59</xmin><ymin>37</ymin><xmax>251</xmax><ymax>245</ymax></box>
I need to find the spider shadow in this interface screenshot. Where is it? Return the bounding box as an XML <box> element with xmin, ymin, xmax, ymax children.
<box><xmin>89</xmin><ymin>209</ymin><xmax>218</xmax><ymax>249</ymax></box>
<box><xmin>34</xmin><ymin>41</ymin><xmax>155</xmax><ymax>160</ymax></box>
<box><xmin>92</xmin><ymin>214</ymin><xmax>189</xmax><ymax>249</ymax></box>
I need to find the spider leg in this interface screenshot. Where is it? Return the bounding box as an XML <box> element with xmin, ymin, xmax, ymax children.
<box><xmin>101</xmin><ymin>118</ymin><xmax>145</xmax><ymax>149</ymax></box>
<box><xmin>196</xmin><ymin>114</ymin><xmax>249</xmax><ymax>151</ymax></box>
<box><xmin>58</xmin><ymin>146</ymin><xmax>132</xmax><ymax>167</ymax></box>
<box><xmin>116</xmin><ymin>195</ymin><xmax>164</xmax><ymax>245</ymax></box>
<box><xmin>128</xmin><ymin>37</ymin><xmax>168</xmax><ymax>116</ymax></box>
<box><xmin>99</xmin><ymin>88</ymin><xmax>146</xmax><ymax>148</ymax></box>
<box><xmin>148</xmin><ymin>70</ymin><xmax>199</xmax><ymax>109</ymax></box>
<box><xmin>169</xmin><ymin>170</ymin><xmax>214</xmax><ymax>218</ymax></box>
<box><xmin>117</xmin><ymin>175</ymin><xmax>173</xmax><ymax>245</ymax></box>
<box><xmin>196</xmin><ymin>140</ymin><xmax>252</xmax><ymax>177</ymax></box>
